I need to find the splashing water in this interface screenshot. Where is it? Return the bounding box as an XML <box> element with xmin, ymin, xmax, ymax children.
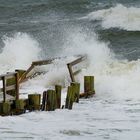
<box><xmin>0</xmin><ymin>30</ymin><xmax>139</xmax><ymax>100</ymax></box>
<box><xmin>18</xmin><ymin>29</ymin><xmax>140</xmax><ymax>100</ymax></box>
<box><xmin>0</xmin><ymin>32</ymin><xmax>41</xmax><ymax>74</ymax></box>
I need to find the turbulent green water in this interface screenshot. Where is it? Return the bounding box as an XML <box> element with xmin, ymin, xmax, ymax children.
<box><xmin>0</xmin><ymin>0</ymin><xmax>140</xmax><ymax>60</ymax></box>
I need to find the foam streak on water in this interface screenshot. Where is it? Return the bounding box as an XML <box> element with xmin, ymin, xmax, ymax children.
<box><xmin>0</xmin><ymin>98</ymin><xmax>140</xmax><ymax>140</ymax></box>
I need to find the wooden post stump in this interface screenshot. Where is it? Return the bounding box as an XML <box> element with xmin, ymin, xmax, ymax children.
<box><xmin>71</xmin><ymin>82</ymin><xmax>80</xmax><ymax>103</ymax></box>
<box><xmin>15</xmin><ymin>99</ymin><xmax>25</xmax><ymax>110</ymax></box>
<box><xmin>84</xmin><ymin>76</ymin><xmax>95</xmax><ymax>97</ymax></box>
<box><xmin>0</xmin><ymin>102</ymin><xmax>11</xmax><ymax>116</ymax></box>
<box><xmin>23</xmin><ymin>99</ymin><xmax>29</xmax><ymax>110</ymax></box>
<box><xmin>28</xmin><ymin>94</ymin><xmax>41</xmax><ymax>111</ymax></box>
<box><xmin>11</xmin><ymin>99</ymin><xmax>25</xmax><ymax>115</ymax></box>
<box><xmin>15</xmin><ymin>99</ymin><xmax>25</xmax><ymax>114</ymax></box>
<box><xmin>55</xmin><ymin>85</ymin><xmax>62</xmax><ymax>108</ymax></box>
<box><xmin>41</xmin><ymin>91</ymin><xmax>47</xmax><ymax>111</ymax></box>
<box><xmin>65</xmin><ymin>86</ymin><xmax>75</xmax><ymax>110</ymax></box>
<box><xmin>46</xmin><ymin>90</ymin><xmax>57</xmax><ymax>111</ymax></box>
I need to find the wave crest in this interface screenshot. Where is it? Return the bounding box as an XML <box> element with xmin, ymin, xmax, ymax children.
<box><xmin>87</xmin><ymin>4</ymin><xmax>140</xmax><ymax>31</ymax></box>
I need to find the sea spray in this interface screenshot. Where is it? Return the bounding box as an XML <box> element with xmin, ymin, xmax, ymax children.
<box><xmin>0</xmin><ymin>33</ymin><xmax>41</xmax><ymax>74</ymax></box>
<box><xmin>20</xmin><ymin>29</ymin><xmax>114</xmax><ymax>92</ymax></box>
<box><xmin>21</xmin><ymin>29</ymin><xmax>140</xmax><ymax>100</ymax></box>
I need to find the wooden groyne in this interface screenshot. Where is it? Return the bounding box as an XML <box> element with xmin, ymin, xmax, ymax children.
<box><xmin>0</xmin><ymin>72</ymin><xmax>19</xmax><ymax>101</ymax></box>
<box><xmin>67</xmin><ymin>55</ymin><xmax>86</xmax><ymax>82</ymax></box>
<box><xmin>16</xmin><ymin>55</ymin><xmax>86</xmax><ymax>83</ymax></box>
<box><xmin>0</xmin><ymin>56</ymin><xmax>95</xmax><ymax>116</ymax></box>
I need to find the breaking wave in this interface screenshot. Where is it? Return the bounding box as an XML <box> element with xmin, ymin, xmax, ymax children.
<box><xmin>0</xmin><ymin>33</ymin><xmax>41</xmax><ymax>74</ymax></box>
<box><xmin>86</xmin><ymin>4</ymin><xmax>140</xmax><ymax>31</ymax></box>
<box><xmin>20</xmin><ymin>29</ymin><xmax>140</xmax><ymax>100</ymax></box>
<box><xmin>0</xmin><ymin>30</ymin><xmax>139</xmax><ymax>100</ymax></box>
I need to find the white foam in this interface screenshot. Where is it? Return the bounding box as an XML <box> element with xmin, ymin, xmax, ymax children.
<box><xmin>21</xmin><ymin>30</ymin><xmax>113</xmax><ymax>89</ymax></box>
<box><xmin>24</xmin><ymin>29</ymin><xmax>140</xmax><ymax>100</ymax></box>
<box><xmin>1</xmin><ymin>22</ymin><xmax>140</xmax><ymax>140</ymax></box>
<box><xmin>0</xmin><ymin>32</ymin><xmax>41</xmax><ymax>74</ymax></box>
<box><xmin>0</xmin><ymin>30</ymin><xmax>138</xmax><ymax>100</ymax></box>
<box><xmin>86</xmin><ymin>4</ymin><xmax>140</xmax><ymax>31</ymax></box>
<box><xmin>62</xmin><ymin>29</ymin><xmax>140</xmax><ymax>99</ymax></box>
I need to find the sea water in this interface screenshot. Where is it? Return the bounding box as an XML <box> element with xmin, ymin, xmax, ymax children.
<box><xmin>0</xmin><ymin>0</ymin><xmax>140</xmax><ymax>139</ymax></box>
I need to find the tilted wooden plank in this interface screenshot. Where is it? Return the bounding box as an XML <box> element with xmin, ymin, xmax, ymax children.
<box><xmin>73</xmin><ymin>69</ymin><xmax>82</xmax><ymax>76</ymax></box>
<box><xmin>67</xmin><ymin>55</ymin><xmax>87</xmax><ymax>82</ymax></box>
<box><xmin>32</xmin><ymin>59</ymin><xmax>53</xmax><ymax>66</ymax></box>
<box><xmin>19</xmin><ymin>59</ymin><xmax>54</xmax><ymax>83</ymax></box>
<box><xmin>0</xmin><ymin>72</ymin><xmax>16</xmax><ymax>80</ymax></box>
<box><xmin>67</xmin><ymin>55</ymin><xmax>86</xmax><ymax>66</ymax></box>
<box><xmin>6</xmin><ymin>85</ymin><xmax>16</xmax><ymax>91</ymax></box>
<box><xmin>67</xmin><ymin>63</ymin><xmax>75</xmax><ymax>82</ymax></box>
<box><xmin>18</xmin><ymin>64</ymin><xmax>34</xmax><ymax>83</ymax></box>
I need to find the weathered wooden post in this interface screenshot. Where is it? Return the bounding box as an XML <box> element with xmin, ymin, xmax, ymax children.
<box><xmin>41</xmin><ymin>91</ymin><xmax>47</xmax><ymax>111</ymax></box>
<box><xmin>55</xmin><ymin>85</ymin><xmax>62</xmax><ymax>108</ymax></box>
<box><xmin>28</xmin><ymin>94</ymin><xmax>41</xmax><ymax>111</ymax></box>
<box><xmin>24</xmin><ymin>99</ymin><xmax>29</xmax><ymax>110</ymax></box>
<box><xmin>15</xmin><ymin>99</ymin><xmax>25</xmax><ymax>109</ymax></box>
<box><xmin>2</xmin><ymin>76</ymin><xmax>6</xmax><ymax>102</ymax></box>
<box><xmin>0</xmin><ymin>102</ymin><xmax>11</xmax><ymax>116</ymax></box>
<box><xmin>71</xmin><ymin>82</ymin><xmax>80</xmax><ymax>103</ymax></box>
<box><xmin>84</xmin><ymin>76</ymin><xmax>95</xmax><ymax>97</ymax></box>
<box><xmin>46</xmin><ymin>90</ymin><xmax>57</xmax><ymax>111</ymax></box>
<box><xmin>67</xmin><ymin>63</ymin><xmax>75</xmax><ymax>82</ymax></box>
<box><xmin>6</xmin><ymin>72</ymin><xmax>19</xmax><ymax>98</ymax></box>
<box><xmin>65</xmin><ymin>86</ymin><xmax>75</xmax><ymax>110</ymax></box>
<box><xmin>15</xmin><ymin>72</ymin><xmax>19</xmax><ymax>100</ymax></box>
<box><xmin>14</xmin><ymin>99</ymin><xmax>25</xmax><ymax>114</ymax></box>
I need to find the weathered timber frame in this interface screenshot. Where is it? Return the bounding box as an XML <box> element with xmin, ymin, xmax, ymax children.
<box><xmin>0</xmin><ymin>72</ymin><xmax>19</xmax><ymax>102</ymax></box>
<box><xmin>18</xmin><ymin>55</ymin><xmax>86</xmax><ymax>83</ymax></box>
<box><xmin>18</xmin><ymin>59</ymin><xmax>53</xmax><ymax>83</ymax></box>
<box><xmin>67</xmin><ymin>55</ymin><xmax>86</xmax><ymax>82</ymax></box>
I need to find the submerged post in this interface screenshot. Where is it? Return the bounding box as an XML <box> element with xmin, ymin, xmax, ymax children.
<box><xmin>55</xmin><ymin>85</ymin><xmax>62</xmax><ymax>109</ymax></box>
<box><xmin>41</xmin><ymin>91</ymin><xmax>47</xmax><ymax>111</ymax></box>
<box><xmin>46</xmin><ymin>90</ymin><xmax>57</xmax><ymax>111</ymax></box>
<box><xmin>28</xmin><ymin>94</ymin><xmax>41</xmax><ymax>111</ymax></box>
<box><xmin>65</xmin><ymin>86</ymin><xmax>75</xmax><ymax>110</ymax></box>
<box><xmin>71</xmin><ymin>82</ymin><xmax>80</xmax><ymax>103</ymax></box>
<box><xmin>84</xmin><ymin>76</ymin><xmax>95</xmax><ymax>97</ymax></box>
<box><xmin>0</xmin><ymin>102</ymin><xmax>11</xmax><ymax>116</ymax></box>
<box><xmin>11</xmin><ymin>99</ymin><xmax>25</xmax><ymax>115</ymax></box>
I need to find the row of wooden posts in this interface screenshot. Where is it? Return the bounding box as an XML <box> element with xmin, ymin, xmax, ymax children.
<box><xmin>0</xmin><ymin>76</ymin><xmax>95</xmax><ymax>116</ymax></box>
